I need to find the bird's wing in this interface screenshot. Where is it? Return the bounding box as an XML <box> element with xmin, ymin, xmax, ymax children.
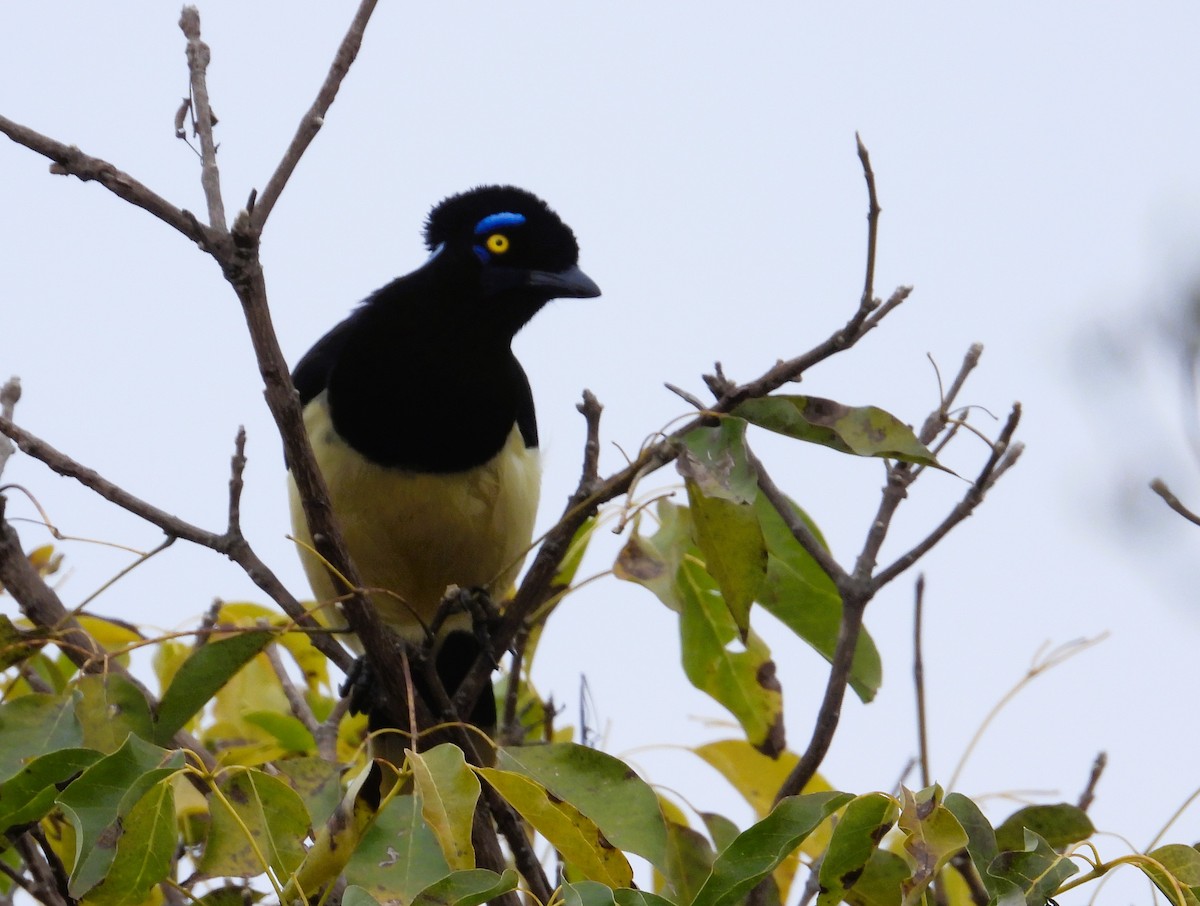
<box><xmin>292</xmin><ymin>311</ymin><xmax>360</xmax><ymax>406</ymax></box>
<box><xmin>513</xmin><ymin>363</ymin><xmax>538</xmax><ymax>450</ymax></box>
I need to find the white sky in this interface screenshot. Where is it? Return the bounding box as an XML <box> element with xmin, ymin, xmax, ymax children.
<box><xmin>3</xmin><ymin>4</ymin><xmax>1199</xmax><ymax>903</ymax></box>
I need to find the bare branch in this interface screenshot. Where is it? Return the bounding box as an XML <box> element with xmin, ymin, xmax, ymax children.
<box><xmin>178</xmin><ymin>7</ymin><xmax>227</xmax><ymax>231</ymax></box>
<box><xmin>913</xmin><ymin>574</ymin><xmax>931</xmax><ymax>789</ymax></box>
<box><xmin>873</xmin><ymin>404</ymin><xmax>1023</xmax><ymax>590</ymax></box>
<box><xmin>749</xmin><ymin>448</ymin><xmax>847</xmax><ymax>586</ymax></box>
<box><xmin>226</xmin><ymin>427</ymin><xmax>247</xmax><ymax>535</ymax></box>
<box><xmin>1078</xmin><ymin>751</ymin><xmax>1107</xmax><ymax>813</ymax></box>
<box><xmin>0</xmin><ymin>113</ymin><xmax>211</xmax><ymax>247</ymax></box>
<box><xmin>265</xmin><ymin>641</ymin><xmax>321</xmax><ymax>739</ymax></box>
<box><xmin>773</xmin><ymin>595</ymin><xmax>867</xmax><ymax>804</ymax></box>
<box><xmin>1151</xmin><ymin>478</ymin><xmax>1200</xmax><ymax>526</ymax></box>
<box><xmin>249</xmin><ymin>0</ymin><xmax>379</xmax><ymax>231</ymax></box>
<box><xmin>856</xmin><ymin>132</ymin><xmax>881</xmax><ymax>307</ymax></box>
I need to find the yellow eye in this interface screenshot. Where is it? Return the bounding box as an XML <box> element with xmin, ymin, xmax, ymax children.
<box><xmin>486</xmin><ymin>233</ymin><xmax>510</xmax><ymax>254</ymax></box>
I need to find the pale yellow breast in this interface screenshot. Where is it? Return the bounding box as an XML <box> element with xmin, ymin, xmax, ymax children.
<box><xmin>287</xmin><ymin>392</ymin><xmax>541</xmax><ymax>641</ymax></box>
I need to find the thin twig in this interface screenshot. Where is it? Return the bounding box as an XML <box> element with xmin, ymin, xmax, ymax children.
<box><xmin>873</xmin><ymin>405</ymin><xmax>1023</xmax><ymax>590</ymax></box>
<box><xmin>0</xmin><ymin>114</ymin><xmax>211</xmax><ymax>247</ymax></box>
<box><xmin>947</xmin><ymin>636</ymin><xmax>1106</xmax><ymax>791</ymax></box>
<box><xmin>749</xmin><ymin>448</ymin><xmax>847</xmax><ymax>585</ymax></box>
<box><xmin>249</xmin><ymin>0</ymin><xmax>379</xmax><ymax>231</ymax></box>
<box><xmin>913</xmin><ymin>574</ymin><xmax>931</xmax><ymax>789</ymax></box>
<box><xmin>1077</xmin><ymin>751</ymin><xmax>1107</xmax><ymax>813</ymax></box>
<box><xmin>1150</xmin><ymin>479</ymin><xmax>1200</xmax><ymax>526</ymax></box>
<box><xmin>14</xmin><ymin>833</ymin><xmax>68</xmax><ymax>906</ymax></box>
<box><xmin>856</xmin><ymin>132</ymin><xmax>881</xmax><ymax>307</ymax></box>
<box><xmin>178</xmin><ymin>8</ymin><xmax>227</xmax><ymax>231</ymax></box>
<box><xmin>265</xmin><ymin>641</ymin><xmax>321</xmax><ymax>740</ymax></box>
<box><xmin>500</xmin><ymin>626</ymin><xmax>530</xmax><ymax>744</ymax></box>
<box><xmin>227</xmin><ymin>427</ymin><xmax>247</xmax><ymax>535</ymax></box>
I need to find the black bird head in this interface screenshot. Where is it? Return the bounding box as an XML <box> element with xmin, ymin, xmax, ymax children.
<box><xmin>423</xmin><ymin>185</ymin><xmax>601</xmax><ymax>330</ymax></box>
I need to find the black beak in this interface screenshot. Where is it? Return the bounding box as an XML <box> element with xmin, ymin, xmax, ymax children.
<box><xmin>525</xmin><ymin>264</ymin><xmax>601</xmax><ymax>299</ymax></box>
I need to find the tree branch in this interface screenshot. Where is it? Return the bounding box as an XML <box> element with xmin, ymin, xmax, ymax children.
<box><xmin>913</xmin><ymin>573</ymin><xmax>931</xmax><ymax>789</ymax></box>
<box><xmin>1150</xmin><ymin>478</ymin><xmax>1200</xmax><ymax>527</ymax></box>
<box><xmin>178</xmin><ymin>7</ymin><xmax>227</xmax><ymax>231</ymax></box>
<box><xmin>248</xmin><ymin>0</ymin><xmax>379</xmax><ymax>231</ymax></box>
<box><xmin>0</xmin><ymin>113</ymin><xmax>212</xmax><ymax>247</ymax></box>
<box><xmin>872</xmin><ymin>404</ymin><xmax>1023</xmax><ymax>590</ymax></box>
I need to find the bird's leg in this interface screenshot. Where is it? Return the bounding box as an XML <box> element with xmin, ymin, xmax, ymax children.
<box><xmin>338</xmin><ymin>655</ymin><xmax>374</xmax><ymax>717</ymax></box>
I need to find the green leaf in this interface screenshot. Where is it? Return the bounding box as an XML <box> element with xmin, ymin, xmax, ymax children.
<box><xmin>701</xmin><ymin>812</ymin><xmax>741</xmax><ymax>853</ymax></box>
<box><xmin>562</xmin><ymin>880</ymin><xmax>677</xmax><ymax>906</ymax></box>
<box><xmin>676</xmin><ymin>420</ymin><xmax>760</xmax><ymax>504</ymax></box>
<box><xmin>73</xmin><ymin>673</ymin><xmax>155</xmax><ymax>753</ymax></box>
<box><xmin>753</xmin><ymin>494</ymin><xmax>881</xmax><ymax>702</ymax></box>
<box><xmin>154</xmin><ymin>630</ymin><xmax>273</xmax><ymax>744</ymax></box>
<box><xmin>242</xmin><ymin>710</ymin><xmax>316</xmax><ymax>755</ymax></box>
<box><xmin>994</xmin><ymin>803</ymin><xmax>1094</xmax><ymax>853</ymax></box>
<box><xmin>56</xmin><ymin>734</ymin><xmax>183</xmax><ymax>898</ymax></box>
<box><xmin>342</xmin><ymin>886</ymin><xmax>382</xmax><ymax>906</ymax></box>
<box><xmin>736</xmin><ymin>396</ymin><xmax>941</xmax><ymax>467</ymax></box>
<box><xmin>497</xmin><ymin>743</ymin><xmax>669</xmax><ymax>872</ymax></box>
<box><xmin>896</xmin><ymin>785</ymin><xmax>968</xmax><ymax>906</ymax></box>
<box><xmin>0</xmin><ymin>614</ymin><xmax>39</xmax><ymax>670</ymax></box>
<box><xmin>0</xmin><ymin>693</ymin><xmax>83</xmax><ymax>781</ymax></box>
<box><xmin>944</xmin><ymin>793</ymin><xmax>1004</xmax><ymax>901</ymax></box>
<box><xmin>816</xmin><ymin>792</ymin><xmax>900</xmax><ymax>906</ymax></box>
<box><xmin>0</xmin><ymin>747</ymin><xmax>101</xmax><ymax>834</ymax></box>
<box><xmin>614</xmin><ymin>500</ymin><xmax>694</xmax><ymax>608</ymax></box>
<box><xmin>685</xmin><ymin>483</ymin><xmax>766</xmax><ymax>641</ymax></box>
<box><xmin>616</xmin><ymin>501</ymin><xmax>782</xmax><ymax>752</ymax></box>
<box><xmin>410</xmin><ymin>744</ymin><xmax>481</xmax><ymax>871</ymax></box>
<box><xmin>987</xmin><ymin>829</ymin><xmax>1077</xmax><ymax>906</ymax></box>
<box><xmin>1144</xmin><ymin>845</ymin><xmax>1200</xmax><ymax>906</ymax></box>
<box><xmin>198</xmin><ymin>768</ymin><xmax>309</xmax><ymax>879</ymax></box>
<box><xmin>691</xmin><ymin>791</ymin><xmax>854</xmax><ymax>906</ymax></box>
<box><xmin>843</xmin><ymin>850</ymin><xmax>910</xmax><ymax>906</ymax></box>
<box><xmin>554</xmin><ymin>516</ymin><xmax>598</xmax><ymax>589</ymax></box>
<box><xmin>83</xmin><ymin>778</ymin><xmax>175</xmax><ymax>906</ymax></box>
<box><xmin>477</xmin><ymin>766</ymin><xmax>634</xmax><ymax>887</ymax></box>
<box><xmin>410</xmin><ymin>868</ymin><xmax>520</xmax><ymax>906</ymax></box>
<box><xmin>274</xmin><ymin>755</ymin><xmax>346</xmax><ymax>828</ymax></box>
<box><xmin>345</xmin><ymin>794</ymin><xmax>448</xmax><ymax>903</ymax></box>
<box><xmin>658</xmin><ymin>820</ymin><xmax>715</xmax><ymax>905</ymax></box>
<box><xmin>679</xmin><ymin>558</ymin><xmax>784</xmax><ymax>755</ymax></box>
<box><xmin>678</xmin><ymin>421</ymin><xmax>767</xmax><ymax>637</ymax></box>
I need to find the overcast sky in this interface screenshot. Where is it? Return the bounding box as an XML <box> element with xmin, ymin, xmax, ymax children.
<box><xmin>3</xmin><ymin>4</ymin><xmax>1199</xmax><ymax>901</ymax></box>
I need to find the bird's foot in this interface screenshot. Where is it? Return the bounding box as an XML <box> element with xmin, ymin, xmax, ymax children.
<box><xmin>430</xmin><ymin>585</ymin><xmax>501</xmax><ymax>668</ymax></box>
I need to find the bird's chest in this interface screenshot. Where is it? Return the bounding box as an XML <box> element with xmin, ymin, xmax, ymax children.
<box><xmin>289</xmin><ymin>393</ymin><xmax>541</xmax><ymax>634</ymax></box>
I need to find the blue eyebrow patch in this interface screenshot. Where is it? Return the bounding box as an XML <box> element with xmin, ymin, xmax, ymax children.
<box><xmin>474</xmin><ymin>211</ymin><xmax>526</xmax><ymax>234</ymax></box>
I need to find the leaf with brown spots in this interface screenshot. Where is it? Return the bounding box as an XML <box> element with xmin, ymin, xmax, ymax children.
<box><xmin>735</xmin><ymin>396</ymin><xmax>943</xmax><ymax>468</ymax></box>
<box><xmin>816</xmin><ymin>792</ymin><xmax>900</xmax><ymax>906</ymax></box>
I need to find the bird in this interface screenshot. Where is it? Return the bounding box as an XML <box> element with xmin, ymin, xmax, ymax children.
<box><xmin>287</xmin><ymin>185</ymin><xmax>600</xmax><ymax>745</ymax></box>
